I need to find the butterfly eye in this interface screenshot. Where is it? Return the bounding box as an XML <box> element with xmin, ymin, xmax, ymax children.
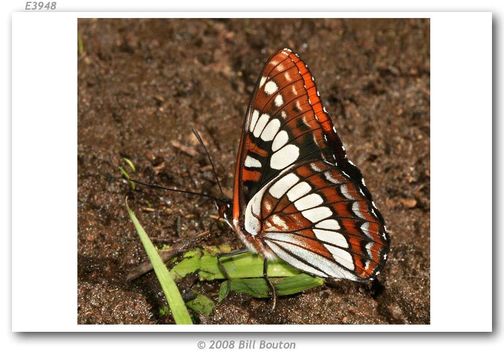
<box><xmin>218</xmin><ymin>202</ymin><xmax>232</xmax><ymax>222</ymax></box>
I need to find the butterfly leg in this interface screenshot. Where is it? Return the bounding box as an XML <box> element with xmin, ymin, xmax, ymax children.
<box><xmin>263</xmin><ymin>259</ymin><xmax>277</xmax><ymax>311</ymax></box>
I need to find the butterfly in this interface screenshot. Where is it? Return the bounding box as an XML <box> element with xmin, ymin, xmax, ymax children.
<box><xmin>218</xmin><ymin>48</ymin><xmax>390</xmax><ymax>282</ymax></box>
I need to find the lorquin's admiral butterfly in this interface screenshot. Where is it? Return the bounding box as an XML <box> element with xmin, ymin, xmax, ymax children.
<box><xmin>218</xmin><ymin>48</ymin><xmax>390</xmax><ymax>284</ymax></box>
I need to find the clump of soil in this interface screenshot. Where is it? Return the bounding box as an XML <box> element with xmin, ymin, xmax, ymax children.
<box><xmin>78</xmin><ymin>18</ymin><xmax>430</xmax><ymax>324</ymax></box>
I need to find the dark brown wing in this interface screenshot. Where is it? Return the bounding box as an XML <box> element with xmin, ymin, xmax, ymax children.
<box><xmin>232</xmin><ymin>48</ymin><xmax>389</xmax><ymax>280</ymax></box>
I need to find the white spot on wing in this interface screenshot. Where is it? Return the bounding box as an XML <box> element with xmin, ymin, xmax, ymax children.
<box><xmin>260</xmin><ymin>118</ymin><xmax>280</xmax><ymax>141</ymax></box>
<box><xmin>270</xmin><ymin>215</ymin><xmax>288</xmax><ymax>230</ymax></box>
<box><xmin>364</xmin><ymin>260</ymin><xmax>371</xmax><ymax>270</ymax></box>
<box><xmin>253</xmin><ymin>113</ymin><xmax>270</xmax><ymax>137</ymax></box>
<box><xmin>294</xmin><ymin>193</ymin><xmax>323</xmax><ymax>211</ymax></box>
<box><xmin>361</xmin><ymin>222</ymin><xmax>372</xmax><ymax>238</ymax></box>
<box><xmin>316</xmin><ymin>219</ymin><xmax>341</xmax><ymax>230</ymax></box>
<box><xmin>265</xmin><ymin>240</ymin><xmax>326</xmax><ymax>277</ymax></box>
<box><xmin>286</xmin><ymin>182</ymin><xmax>311</xmax><ymax>202</ymax></box>
<box><xmin>249</xmin><ymin>110</ymin><xmax>259</xmax><ymax>132</ymax></box>
<box><xmin>302</xmin><ymin>206</ymin><xmax>332</xmax><ymax>222</ymax></box>
<box><xmin>365</xmin><ymin>242</ymin><xmax>374</xmax><ymax>258</ymax></box>
<box><xmin>274</xmin><ymin>94</ymin><xmax>284</xmax><ymax>107</ymax></box>
<box><xmin>324</xmin><ymin>171</ymin><xmax>340</xmax><ymax>184</ymax></box>
<box><xmin>244</xmin><ymin>186</ymin><xmax>268</xmax><ymax>235</ymax></box>
<box><xmin>313</xmin><ymin>229</ymin><xmax>348</xmax><ymax>248</ymax></box>
<box><xmin>270</xmin><ymin>144</ymin><xmax>299</xmax><ymax>170</ymax></box>
<box><xmin>340</xmin><ymin>184</ymin><xmax>355</xmax><ymax>200</ymax></box>
<box><xmin>266</xmin><ymin>239</ymin><xmax>358</xmax><ymax>280</ymax></box>
<box><xmin>310</xmin><ymin>163</ymin><xmax>323</xmax><ymax>172</ymax></box>
<box><xmin>244</xmin><ymin>155</ymin><xmax>261</xmax><ymax>168</ymax></box>
<box><xmin>264</xmin><ymin>80</ymin><xmax>278</xmax><ymax>95</ymax></box>
<box><xmin>259</xmin><ymin>76</ymin><xmax>267</xmax><ymax>88</ymax></box>
<box><xmin>352</xmin><ymin>202</ymin><xmax>366</xmax><ymax>219</ymax></box>
<box><xmin>272</xmin><ymin>130</ymin><xmax>289</xmax><ymax>151</ymax></box>
<box><xmin>269</xmin><ymin>172</ymin><xmax>299</xmax><ymax>199</ymax></box>
<box><xmin>325</xmin><ymin>245</ymin><xmax>355</xmax><ymax>270</ymax></box>
<box><xmin>244</xmin><ymin>209</ymin><xmax>260</xmax><ymax>235</ymax></box>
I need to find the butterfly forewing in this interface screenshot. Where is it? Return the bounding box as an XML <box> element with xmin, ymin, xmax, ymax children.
<box><xmin>234</xmin><ymin>49</ymin><xmax>344</xmax><ymax>206</ymax></box>
<box><xmin>232</xmin><ymin>48</ymin><xmax>389</xmax><ymax>281</ymax></box>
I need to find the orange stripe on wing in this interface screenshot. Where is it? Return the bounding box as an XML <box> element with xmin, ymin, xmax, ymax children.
<box><xmin>288</xmin><ymin>52</ymin><xmax>334</xmax><ymax>134</ymax></box>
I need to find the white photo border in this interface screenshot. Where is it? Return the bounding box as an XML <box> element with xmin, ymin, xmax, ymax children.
<box><xmin>11</xmin><ymin>11</ymin><xmax>492</xmax><ymax>332</ymax></box>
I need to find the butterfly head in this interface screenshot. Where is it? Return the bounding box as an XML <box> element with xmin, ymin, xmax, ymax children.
<box><xmin>216</xmin><ymin>200</ymin><xmax>233</xmax><ymax>228</ymax></box>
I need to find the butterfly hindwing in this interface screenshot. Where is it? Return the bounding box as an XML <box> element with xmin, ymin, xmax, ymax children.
<box><xmin>243</xmin><ymin>159</ymin><xmax>389</xmax><ymax>280</ymax></box>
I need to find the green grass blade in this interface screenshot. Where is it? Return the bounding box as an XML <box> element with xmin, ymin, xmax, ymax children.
<box><xmin>78</xmin><ymin>32</ymin><xmax>84</xmax><ymax>56</ymax></box>
<box><xmin>122</xmin><ymin>157</ymin><xmax>136</xmax><ymax>172</ymax></box>
<box><xmin>118</xmin><ymin>166</ymin><xmax>136</xmax><ymax>190</ymax></box>
<box><xmin>126</xmin><ymin>199</ymin><xmax>192</xmax><ymax>324</ymax></box>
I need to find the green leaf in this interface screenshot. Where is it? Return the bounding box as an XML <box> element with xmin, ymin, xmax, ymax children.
<box><xmin>186</xmin><ymin>294</ymin><xmax>215</xmax><ymax>316</ymax></box>
<box><xmin>159</xmin><ymin>305</ymin><xmax>170</xmax><ymax>317</ymax></box>
<box><xmin>170</xmin><ymin>249</ymin><xmax>202</xmax><ymax>279</ymax></box>
<box><xmin>126</xmin><ymin>199</ymin><xmax>192</xmax><ymax>324</ymax></box>
<box><xmin>218</xmin><ymin>281</ymin><xmax>230</xmax><ymax>302</ymax></box>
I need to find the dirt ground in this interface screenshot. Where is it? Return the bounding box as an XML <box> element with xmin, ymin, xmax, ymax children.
<box><xmin>77</xmin><ymin>18</ymin><xmax>430</xmax><ymax>325</ymax></box>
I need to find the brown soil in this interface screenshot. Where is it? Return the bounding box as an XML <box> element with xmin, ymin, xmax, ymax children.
<box><xmin>78</xmin><ymin>18</ymin><xmax>430</xmax><ymax>325</ymax></box>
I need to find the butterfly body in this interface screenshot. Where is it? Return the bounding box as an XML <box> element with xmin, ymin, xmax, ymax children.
<box><xmin>227</xmin><ymin>48</ymin><xmax>390</xmax><ymax>282</ymax></box>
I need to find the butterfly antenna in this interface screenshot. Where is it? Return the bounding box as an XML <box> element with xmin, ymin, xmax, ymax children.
<box><xmin>191</xmin><ymin>128</ymin><xmax>225</xmax><ymax>199</ymax></box>
<box><xmin>127</xmin><ymin>178</ymin><xmax>226</xmax><ymax>204</ymax></box>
